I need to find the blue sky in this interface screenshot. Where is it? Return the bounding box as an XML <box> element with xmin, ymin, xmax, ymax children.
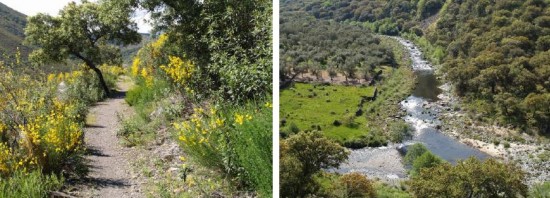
<box><xmin>0</xmin><ymin>0</ymin><xmax>152</xmax><ymax>33</ymax></box>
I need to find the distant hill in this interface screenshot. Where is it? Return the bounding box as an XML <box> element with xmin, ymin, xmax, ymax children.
<box><xmin>121</xmin><ymin>33</ymin><xmax>152</xmax><ymax>64</ymax></box>
<box><xmin>0</xmin><ymin>2</ymin><xmax>30</xmax><ymax>60</ymax></box>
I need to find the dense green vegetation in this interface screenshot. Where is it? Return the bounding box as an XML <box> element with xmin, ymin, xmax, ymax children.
<box><xmin>280</xmin><ymin>83</ymin><xmax>376</xmax><ymax>141</ymax></box>
<box><xmin>280</xmin><ymin>11</ymin><xmax>396</xmax><ymax>83</ymax></box>
<box><xmin>280</xmin><ymin>2</ymin><xmax>416</xmax><ymax>148</ymax></box>
<box><xmin>25</xmin><ymin>0</ymin><xmax>141</xmax><ymax>95</ymax></box>
<box><xmin>290</xmin><ymin>0</ymin><xmax>550</xmax><ymax>134</ymax></box>
<box><xmin>116</xmin><ymin>0</ymin><xmax>273</xmax><ymax>196</ymax></box>
<box><xmin>409</xmin><ymin>157</ymin><xmax>528</xmax><ymax>198</ymax></box>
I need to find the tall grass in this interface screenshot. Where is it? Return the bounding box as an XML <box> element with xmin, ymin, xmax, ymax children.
<box><xmin>0</xmin><ymin>168</ymin><xmax>63</xmax><ymax>198</ymax></box>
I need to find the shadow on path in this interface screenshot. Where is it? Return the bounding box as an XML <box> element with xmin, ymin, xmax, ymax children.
<box><xmin>110</xmin><ymin>90</ymin><xmax>127</xmax><ymax>99</ymax></box>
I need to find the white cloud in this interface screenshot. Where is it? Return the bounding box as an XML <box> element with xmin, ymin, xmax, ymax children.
<box><xmin>0</xmin><ymin>0</ymin><xmax>151</xmax><ymax>33</ymax></box>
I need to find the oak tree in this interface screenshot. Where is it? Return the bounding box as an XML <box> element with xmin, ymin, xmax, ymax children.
<box><xmin>25</xmin><ymin>0</ymin><xmax>141</xmax><ymax>95</ymax></box>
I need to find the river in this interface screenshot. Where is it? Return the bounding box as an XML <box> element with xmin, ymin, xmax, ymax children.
<box><xmin>335</xmin><ymin>37</ymin><xmax>488</xmax><ymax>181</ymax></box>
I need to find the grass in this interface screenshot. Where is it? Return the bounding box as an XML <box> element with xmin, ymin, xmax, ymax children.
<box><xmin>280</xmin><ymin>36</ymin><xmax>415</xmax><ymax>147</ymax></box>
<box><xmin>280</xmin><ymin>83</ymin><xmax>375</xmax><ymax>142</ymax></box>
<box><xmin>0</xmin><ymin>170</ymin><xmax>63</xmax><ymax>198</ymax></box>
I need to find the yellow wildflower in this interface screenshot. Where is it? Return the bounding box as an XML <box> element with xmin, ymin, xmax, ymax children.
<box><xmin>131</xmin><ymin>58</ymin><xmax>140</xmax><ymax>76</ymax></box>
<box><xmin>215</xmin><ymin>118</ymin><xmax>224</xmax><ymax>127</ymax></box>
<box><xmin>264</xmin><ymin>102</ymin><xmax>272</xmax><ymax>108</ymax></box>
<box><xmin>235</xmin><ymin>113</ymin><xmax>244</xmax><ymax>125</ymax></box>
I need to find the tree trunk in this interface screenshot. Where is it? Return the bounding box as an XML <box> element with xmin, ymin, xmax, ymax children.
<box><xmin>73</xmin><ymin>53</ymin><xmax>110</xmax><ymax>96</ymax></box>
<box><xmin>90</xmin><ymin>66</ymin><xmax>110</xmax><ymax>96</ymax></box>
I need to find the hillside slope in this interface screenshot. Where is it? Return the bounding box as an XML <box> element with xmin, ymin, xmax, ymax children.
<box><xmin>0</xmin><ymin>2</ymin><xmax>29</xmax><ymax>59</ymax></box>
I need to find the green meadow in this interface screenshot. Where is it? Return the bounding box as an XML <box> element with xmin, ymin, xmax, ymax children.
<box><xmin>281</xmin><ymin>83</ymin><xmax>376</xmax><ymax>142</ymax></box>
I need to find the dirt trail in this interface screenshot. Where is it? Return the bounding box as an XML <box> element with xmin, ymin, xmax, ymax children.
<box><xmin>76</xmin><ymin>76</ymin><xmax>143</xmax><ymax>197</ymax></box>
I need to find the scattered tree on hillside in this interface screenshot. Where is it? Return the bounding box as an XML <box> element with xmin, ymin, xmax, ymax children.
<box><xmin>25</xmin><ymin>0</ymin><xmax>141</xmax><ymax>95</ymax></box>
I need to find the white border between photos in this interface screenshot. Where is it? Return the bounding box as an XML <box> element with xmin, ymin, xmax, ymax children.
<box><xmin>272</xmin><ymin>0</ymin><xmax>280</xmax><ymax>197</ymax></box>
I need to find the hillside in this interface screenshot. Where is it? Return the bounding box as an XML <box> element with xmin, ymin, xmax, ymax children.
<box><xmin>120</xmin><ymin>33</ymin><xmax>151</xmax><ymax>64</ymax></box>
<box><xmin>292</xmin><ymin>0</ymin><xmax>550</xmax><ymax>134</ymax></box>
<box><xmin>0</xmin><ymin>2</ymin><xmax>30</xmax><ymax>60</ymax></box>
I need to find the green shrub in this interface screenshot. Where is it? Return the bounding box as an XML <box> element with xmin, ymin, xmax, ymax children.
<box><xmin>125</xmin><ymin>79</ymin><xmax>170</xmax><ymax>119</ymax></box>
<box><xmin>340</xmin><ymin>173</ymin><xmax>376</xmax><ymax>198</ymax></box>
<box><xmin>0</xmin><ymin>170</ymin><xmax>63</xmax><ymax>198</ymax></box>
<box><xmin>174</xmin><ymin>101</ymin><xmax>273</xmax><ymax>197</ymax></box>
<box><xmin>404</xmin><ymin>143</ymin><xmax>429</xmax><ymax>166</ymax></box>
<box><xmin>503</xmin><ymin>141</ymin><xmax>511</xmax><ymax>149</ymax></box>
<box><xmin>389</xmin><ymin>121</ymin><xmax>412</xmax><ymax>143</ymax></box>
<box><xmin>117</xmin><ymin>114</ymin><xmax>159</xmax><ymax>147</ymax></box>
<box><xmin>343</xmin><ymin>131</ymin><xmax>388</xmax><ymax>149</ymax></box>
<box><xmin>530</xmin><ymin>182</ymin><xmax>550</xmax><ymax>198</ymax></box>
<box><xmin>410</xmin><ymin>151</ymin><xmax>444</xmax><ymax>176</ymax></box>
<box><xmin>375</xmin><ymin>183</ymin><xmax>411</xmax><ymax>198</ymax></box>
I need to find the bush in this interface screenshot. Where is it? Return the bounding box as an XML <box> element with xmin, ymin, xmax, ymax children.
<box><xmin>340</xmin><ymin>173</ymin><xmax>376</xmax><ymax>198</ymax></box>
<box><xmin>125</xmin><ymin>79</ymin><xmax>169</xmax><ymax>107</ymax></box>
<box><xmin>280</xmin><ymin>131</ymin><xmax>349</xmax><ymax>197</ymax></box>
<box><xmin>343</xmin><ymin>131</ymin><xmax>388</xmax><ymax>149</ymax></box>
<box><xmin>530</xmin><ymin>182</ymin><xmax>550</xmax><ymax>198</ymax></box>
<box><xmin>404</xmin><ymin>143</ymin><xmax>429</xmax><ymax>166</ymax></box>
<box><xmin>410</xmin><ymin>151</ymin><xmax>444</xmax><ymax>176</ymax></box>
<box><xmin>375</xmin><ymin>183</ymin><xmax>411</xmax><ymax>198</ymax></box>
<box><xmin>174</xmin><ymin>101</ymin><xmax>273</xmax><ymax>196</ymax></box>
<box><xmin>409</xmin><ymin>158</ymin><xmax>528</xmax><ymax>197</ymax></box>
<box><xmin>389</xmin><ymin>121</ymin><xmax>412</xmax><ymax>143</ymax></box>
<box><xmin>503</xmin><ymin>141</ymin><xmax>511</xmax><ymax>149</ymax></box>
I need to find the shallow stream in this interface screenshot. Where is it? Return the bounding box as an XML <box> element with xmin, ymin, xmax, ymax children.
<box><xmin>336</xmin><ymin>37</ymin><xmax>488</xmax><ymax>180</ymax></box>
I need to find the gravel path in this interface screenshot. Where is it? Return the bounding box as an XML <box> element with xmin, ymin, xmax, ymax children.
<box><xmin>77</xmin><ymin>76</ymin><xmax>144</xmax><ymax>197</ymax></box>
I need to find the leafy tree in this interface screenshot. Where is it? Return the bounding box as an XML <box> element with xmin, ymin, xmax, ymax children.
<box><xmin>280</xmin><ymin>131</ymin><xmax>349</xmax><ymax>197</ymax></box>
<box><xmin>339</xmin><ymin>172</ymin><xmax>376</xmax><ymax>198</ymax></box>
<box><xmin>137</xmin><ymin>0</ymin><xmax>272</xmax><ymax>101</ymax></box>
<box><xmin>403</xmin><ymin>143</ymin><xmax>429</xmax><ymax>166</ymax></box>
<box><xmin>24</xmin><ymin>0</ymin><xmax>141</xmax><ymax>95</ymax></box>
<box><xmin>409</xmin><ymin>157</ymin><xmax>528</xmax><ymax>198</ymax></box>
<box><xmin>410</xmin><ymin>151</ymin><xmax>443</xmax><ymax>176</ymax></box>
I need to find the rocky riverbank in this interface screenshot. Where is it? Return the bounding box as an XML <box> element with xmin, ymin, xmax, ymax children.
<box><xmin>432</xmin><ymin>82</ymin><xmax>550</xmax><ymax>185</ymax></box>
<box><xmin>335</xmin><ymin>144</ymin><xmax>407</xmax><ymax>185</ymax></box>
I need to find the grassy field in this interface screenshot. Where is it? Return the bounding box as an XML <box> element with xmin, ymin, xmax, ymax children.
<box><xmin>281</xmin><ymin>36</ymin><xmax>416</xmax><ymax>147</ymax></box>
<box><xmin>281</xmin><ymin>82</ymin><xmax>376</xmax><ymax>142</ymax></box>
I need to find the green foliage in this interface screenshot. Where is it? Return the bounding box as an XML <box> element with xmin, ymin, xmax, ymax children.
<box><xmin>389</xmin><ymin>120</ymin><xmax>413</xmax><ymax>143</ymax></box>
<box><xmin>339</xmin><ymin>172</ymin><xmax>376</xmax><ymax>198</ymax></box>
<box><xmin>280</xmin><ymin>83</ymin><xmax>376</xmax><ymax>143</ymax></box>
<box><xmin>287</xmin><ymin>0</ymin><xmax>550</xmax><ymax>134</ymax></box>
<box><xmin>0</xmin><ymin>170</ymin><xmax>63</xmax><ymax>198</ymax></box>
<box><xmin>280</xmin><ymin>11</ymin><xmax>396</xmax><ymax>81</ymax></box>
<box><xmin>530</xmin><ymin>182</ymin><xmax>550</xmax><ymax>198</ymax></box>
<box><xmin>117</xmin><ymin>114</ymin><xmax>159</xmax><ymax>147</ymax></box>
<box><xmin>227</xmin><ymin>103</ymin><xmax>273</xmax><ymax>197</ymax></box>
<box><xmin>280</xmin><ymin>131</ymin><xmax>349</xmax><ymax>197</ymax></box>
<box><xmin>375</xmin><ymin>183</ymin><xmax>411</xmax><ymax>198</ymax></box>
<box><xmin>404</xmin><ymin>143</ymin><xmax>429</xmax><ymax>166</ymax></box>
<box><xmin>409</xmin><ymin>157</ymin><xmax>528</xmax><ymax>198</ymax></box>
<box><xmin>25</xmin><ymin>0</ymin><xmax>141</xmax><ymax>94</ymax></box>
<box><xmin>174</xmin><ymin>101</ymin><xmax>273</xmax><ymax>197</ymax></box>
<box><xmin>410</xmin><ymin>151</ymin><xmax>444</xmax><ymax>176</ymax></box>
<box><xmin>138</xmin><ymin>0</ymin><xmax>272</xmax><ymax>102</ymax></box>
<box><xmin>125</xmin><ymin>79</ymin><xmax>169</xmax><ymax>108</ymax></box>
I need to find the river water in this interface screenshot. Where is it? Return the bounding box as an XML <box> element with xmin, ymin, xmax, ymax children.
<box><xmin>335</xmin><ymin>37</ymin><xmax>488</xmax><ymax>180</ymax></box>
